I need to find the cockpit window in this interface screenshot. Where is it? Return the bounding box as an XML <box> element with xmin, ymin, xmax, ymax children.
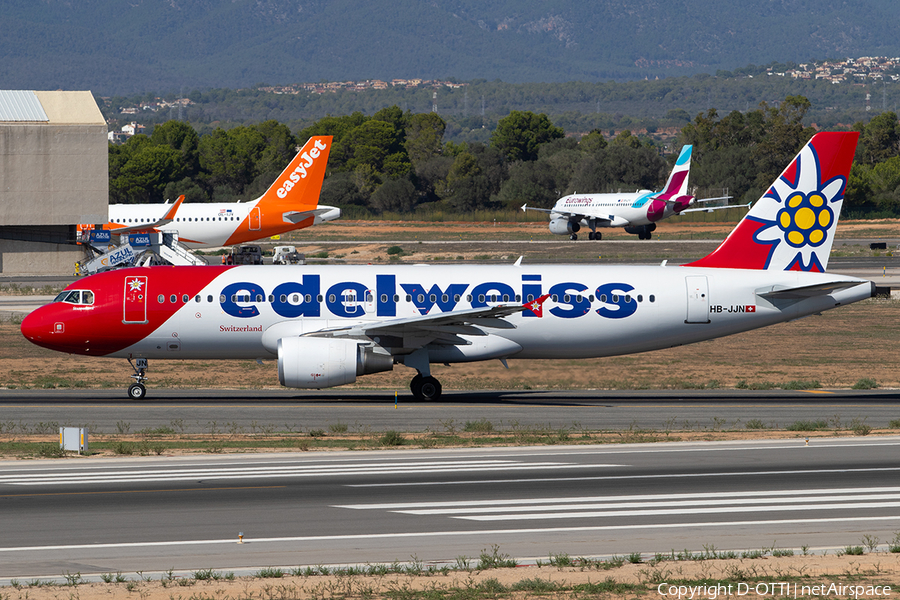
<box><xmin>53</xmin><ymin>290</ymin><xmax>95</xmax><ymax>305</ymax></box>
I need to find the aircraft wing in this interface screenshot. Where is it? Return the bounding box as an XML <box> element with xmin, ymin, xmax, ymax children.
<box><xmin>110</xmin><ymin>195</ymin><xmax>185</xmax><ymax>236</ymax></box>
<box><xmin>305</xmin><ymin>296</ymin><xmax>551</xmax><ymax>348</ymax></box>
<box><xmin>521</xmin><ymin>204</ymin><xmax>613</xmax><ymax>223</ymax></box>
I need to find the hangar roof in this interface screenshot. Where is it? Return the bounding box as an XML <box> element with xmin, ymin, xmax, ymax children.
<box><xmin>0</xmin><ymin>90</ymin><xmax>104</xmax><ymax>125</ymax></box>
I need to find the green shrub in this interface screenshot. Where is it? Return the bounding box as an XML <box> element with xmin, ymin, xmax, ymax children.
<box><xmin>380</xmin><ymin>430</ymin><xmax>405</xmax><ymax>446</ymax></box>
<box><xmin>853</xmin><ymin>377</ymin><xmax>879</xmax><ymax>390</ymax></box>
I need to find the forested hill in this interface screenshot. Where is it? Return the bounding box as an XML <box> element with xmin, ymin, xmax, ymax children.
<box><xmin>3</xmin><ymin>0</ymin><xmax>900</xmax><ymax>95</ymax></box>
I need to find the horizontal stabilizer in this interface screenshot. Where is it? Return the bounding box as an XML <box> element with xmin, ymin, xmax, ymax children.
<box><xmin>282</xmin><ymin>205</ymin><xmax>341</xmax><ymax>224</ymax></box>
<box><xmin>756</xmin><ymin>280</ymin><xmax>873</xmax><ymax>300</ymax></box>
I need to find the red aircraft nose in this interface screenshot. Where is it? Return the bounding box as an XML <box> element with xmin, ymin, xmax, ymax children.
<box><xmin>20</xmin><ymin>305</ymin><xmax>64</xmax><ymax>350</ymax></box>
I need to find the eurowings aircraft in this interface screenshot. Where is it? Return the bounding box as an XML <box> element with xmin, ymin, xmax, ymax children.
<box><xmin>78</xmin><ymin>136</ymin><xmax>339</xmax><ymax>249</ymax></box>
<box><xmin>23</xmin><ymin>132</ymin><xmax>871</xmax><ymax>401</ymax></box>
<box><xmin>522</xmin><ymin>144</ymin><xmax>744</xmax><ymax>240</ymax></box>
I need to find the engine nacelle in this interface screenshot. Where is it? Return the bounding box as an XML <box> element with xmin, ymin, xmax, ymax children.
<box><xmin>549</xmin><ymin>218</ymin><xmax>580</xmax><ymax>235</ymax></box>
<box><xmin>277</xmin><ymin>337</ymin><xmax>393</xmax><ymax>389</ymax></box>
<box><xmin>624</xmin><ymin>223</ymin><xmax>656</xmax><ymax>235</ymax></box>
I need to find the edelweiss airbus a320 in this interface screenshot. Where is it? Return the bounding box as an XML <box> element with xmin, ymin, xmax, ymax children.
<box><xmin>522</xmin><ymin>144</ymin><xmax>742</xmax><ymax>240</ymax></box>
<box><xmin>78</xmin><ymin>136</ymin><xmax>339</xmax><ymax>249</ymax></box>
<box><xmin>23</xmin><ymin>132</ymin><xmax>871</xmax><ymax>400</ymax></box>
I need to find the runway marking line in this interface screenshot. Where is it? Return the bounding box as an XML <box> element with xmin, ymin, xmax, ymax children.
<box><xmin>4</xmin><ymin>515</ymin><xmax>900</xmax><ymax>554</ymax></box>
<box><xmin>0</xmin><ymin>485</ymin><xmax>285</xmax><ymax>498</ymax></box>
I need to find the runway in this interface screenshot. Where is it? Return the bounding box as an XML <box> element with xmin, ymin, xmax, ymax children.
<box><xmin>2</xmin><ymin>388</ymin><xmax>900</xmax><ymax>432</ymax></box>
<box><xmin>3</xmin><ymin>438</ymin><xmax>900</xmax><ymax>580</ymax></box>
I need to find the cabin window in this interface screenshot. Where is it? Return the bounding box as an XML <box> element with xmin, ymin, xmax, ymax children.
<box><xmin>429</xmin><ymin>294</ymin><xmax>436</xmax><ymax>302</ymax></box>
<box><xmin>381</xmin><ymin>294</ymin><xmax>388</xmax><ymax>303</ymax></box>
<box><xmin>305</xmin><ymin>294</ymin><xmax>312</xmax><ymax>303</ymax></box>
<box><xmin>649</xmin><ymin>294</ymin><xmax>656</xmax><ymax>302</ymax></box>
<box><xmin>551</xmin><ymin>294</ymin><xmax>559</xmax><ymax>302</ymax></box>
<box><xmin>207</xmin><ymin>295</ymin><xmax>213</xmax><ymax>303</ymax></box>
<box><xmin>170</xmin><ymin>294</ymin><xmax>177</xmax><ymax>303</ymax></box>
<box><xmin>478</xmin><ymin>294</ymin><xmax>485</xmax><ymax>303</ymax></box>
<box><xmin>182</xmin><ymin>294</ymin><xmax>189</xmax><ymax>303</ymax></box>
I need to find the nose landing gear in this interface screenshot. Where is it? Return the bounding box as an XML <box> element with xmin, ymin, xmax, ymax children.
<box><xmin>127</xmin><ymin>357</ymin><xmax>148</xmax><ymax>399</ymax></box>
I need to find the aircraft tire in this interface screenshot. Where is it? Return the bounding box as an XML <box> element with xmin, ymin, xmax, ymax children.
<box><xmin>418</xmin><ymin>376</ymin><xmax>442</xmax><ymax>401</ymax></box>
<box><xmin>409</xmin><ymin>373</ymin><xmax>422</xmax><ymax>396</ymax></box>
<box><xmin>595</xmin><ymin>232</ymin><xmax>602</xmax><ymax>240</ymax></box>
<box><xmin>128</xmin><ymin>383</ymin><xmax>146</xmax><ymax>400</ymax></box>
<box><xmin>569</xmin><ymin>234</ymin><xmax>578</xmax><ymax>241</ymax></box>
<box><xmin>588</xmin><ymin>232</ymin><xmax>594</xmax><ymax>240</ymax></box>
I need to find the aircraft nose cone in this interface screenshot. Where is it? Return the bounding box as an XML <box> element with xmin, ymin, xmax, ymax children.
<box><xmin>20</xmin><ymin>308</ymin><xmax>49</xmax><ymax>344</ymax></box>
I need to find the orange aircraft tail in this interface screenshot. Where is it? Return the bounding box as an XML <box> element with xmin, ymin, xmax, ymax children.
<box><xmin>257</xmin><ymin>135</ymin><xmax>332</xmax><ymax>211</ymax></box>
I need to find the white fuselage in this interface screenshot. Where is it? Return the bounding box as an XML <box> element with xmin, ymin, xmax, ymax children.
<box><xmin>114</xmin><ymin>264</ymin><xmax>872</xmax><ymax>362</ymax></box>
<box><xmin>107</xmin><ymin>202</ymin><xmax>340</xmax><ymax>249</ymax></box>
<box><xmin>551</xmin><ymin>191</ymin><xmax>678</xmax><ymax>229</ymax></box>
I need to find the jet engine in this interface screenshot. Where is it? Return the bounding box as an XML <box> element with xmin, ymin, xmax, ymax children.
<box><xmin>277</xmin><ymin>337</ymin><xmax>393</xmax><ymax>389</ymax></box>
<box><xmin>549</xmin><ymin>218</ymin><xmax>580</xmax><ymax>235</ymax></box>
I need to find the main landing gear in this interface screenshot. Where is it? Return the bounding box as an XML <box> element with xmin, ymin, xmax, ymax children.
<box><xmin>127</xmin><ymin>357</ymin><xmax>148</xmax><ymax>399</ymax></box>
<box><xmin>409</xmin><ymin>373</ymin><xmax>442</xmax><ymax>401</ymax></box>
<box><xmin>571</xmin><ymin>219</ymin><xmax>603</xmax><ymax>241</ymax></box>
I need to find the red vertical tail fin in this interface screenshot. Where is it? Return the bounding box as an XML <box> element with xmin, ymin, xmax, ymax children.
<box><xmin>685</xmin><ymin>131</ymin><xmax>859</xmax><ymax>272</ymax></box>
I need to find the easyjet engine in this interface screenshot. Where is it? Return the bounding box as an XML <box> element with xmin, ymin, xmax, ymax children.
<box><xmin>277</xmin><ymin>337</ymin><xmax>394</xmax><ymax>389</ymax></box>
<box><xmin>549</xmin><ymin>218</ymin><xmax>580</xmax><ymax>235</ymax></box>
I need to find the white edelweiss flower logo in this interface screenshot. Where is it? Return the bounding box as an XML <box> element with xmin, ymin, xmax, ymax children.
<box><xmin>751</xmin><ymin>145</ymin><xmax>846</xmax><ymax>271</ymax></box>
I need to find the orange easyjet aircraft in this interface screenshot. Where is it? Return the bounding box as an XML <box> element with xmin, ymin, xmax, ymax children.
<box><xmin>80</xmin><ymin>136</ymin><xmax>338</xmax><ymax>248</ymax></box>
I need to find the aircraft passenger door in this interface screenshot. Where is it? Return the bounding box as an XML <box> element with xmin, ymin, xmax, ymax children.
<box><xmin>365</xmin><ymin>289</ymin><xmax>376</xmax><ymax>314</ymax></box>
<box><xmin>249</xmin><ymin>207</ymin><xmax>261</xmax><ymax>230</ymax></box>
<box><xmin>123</xmin><ymin>275</ymin><xmax>149</xmax><ymax>324</ymax></box>
<box><xmin>685</xmin><ymin>276</ymin><xmax>710</xmax><ymax>324</ymax></box>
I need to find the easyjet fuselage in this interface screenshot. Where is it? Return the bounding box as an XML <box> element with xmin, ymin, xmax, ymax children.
<box><xmin>105</xmin><ymin>202</ymin><xmax>340</xmax><ymax>249</ymax></box>
<box><xmin>29</xmin><ymin>264</ymin><xmax>873</xmax><ymax>361</ymax></box>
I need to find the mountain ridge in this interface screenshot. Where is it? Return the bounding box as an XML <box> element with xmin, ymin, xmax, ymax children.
<box><xmin>2</xmin><ymin>0</ymin><xmax>899</xmax><ymax>94</ymax></box>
